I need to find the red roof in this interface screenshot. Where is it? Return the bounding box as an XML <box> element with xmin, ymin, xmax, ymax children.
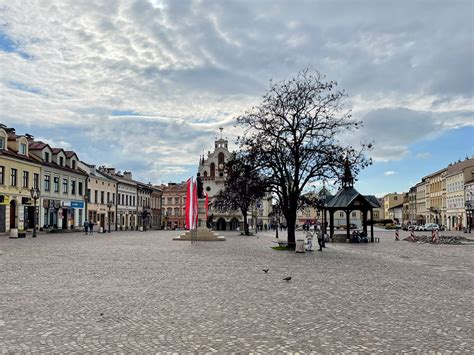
<box><xmin>29</xmin><ymin>141</ymin><xmax>49</xmax><ymax>150</ymax></box>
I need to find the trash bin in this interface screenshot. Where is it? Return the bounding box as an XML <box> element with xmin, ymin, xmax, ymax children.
<box><xmin>295</xmin><ymin>239</ymin><xmax>305</xmax><ymax>253</ymax></box>
<box><xmin>139</xmin><ymin>226</ymin><xmax>144</xmax><ymax>232</ymax></box>
<box><xmin>9</xmin><ymin>228</ymin><xmax>18</xmax><ymax>239</ymax></box>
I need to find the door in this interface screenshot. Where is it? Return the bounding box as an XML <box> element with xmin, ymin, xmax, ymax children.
<box><xmin>9</xmin><ymin>200</ymin><xmax>17</xmax><ymax>229</ymax></box>
<box><xmin>0</xmin><ymin>205</ymin><xmax>5</xmax><ymax>232</ymax></box>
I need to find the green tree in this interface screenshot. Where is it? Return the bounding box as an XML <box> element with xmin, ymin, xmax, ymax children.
<box><xmin>213</xmin><ymin>152</ymin><xmax>267</xmax><ymax>236</ymax></box>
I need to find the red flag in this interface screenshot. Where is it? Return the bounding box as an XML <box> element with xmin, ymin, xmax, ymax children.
<box><xmin>185</xmin><ymin>178</ymin><xmax>195</xmax><ymax>230</ymax></box>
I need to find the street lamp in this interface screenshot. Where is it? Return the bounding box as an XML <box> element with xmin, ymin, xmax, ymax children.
<box><xmin>30</xmin><ymin>187</ymin><xmax>40</xmax><ymax>238</ymax></box>
<box><xmin>106</xmin><ymin>201</ymin><xmax>113</xmax><ymax>233</ymax></box>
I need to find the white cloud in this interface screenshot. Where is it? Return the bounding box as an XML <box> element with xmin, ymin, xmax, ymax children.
<box><xmin>384</xmin><ymin>171</ymin><xmax>396</xmax><ymax>176</ymax></box>
<box><xmin>1</xmin><ymin>0</ymin><xmax>473</xmax><ymax>184</ymax></box>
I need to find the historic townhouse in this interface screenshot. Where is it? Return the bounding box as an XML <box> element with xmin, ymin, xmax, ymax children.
<box><xmin>137</xmin><ymin>182</ymin><xmax>153</xmax><ymax>230</ymax></box>
<box><xmin>150</xmin><ymin>185</ymin><xmax>162</xmax><ymax>229</ymax></box>
<box><xmin>408</xmin><ymin>186</ymin><xmax>417</xmax><ymax>224</ymax></box>
<box><xmin>446</xmin><ymin>158</ymin><xmax>474</xmax><ymax>230</ymax></box>
<box><xmin>78</xmin><ymin>162</ymin><xmax>117</xmax><ymax>232</ymax></box>
<box><xmin>425</xmin><ymin>168</ymin><xmax>447</xmax><ymax>225</ymax></box>
<box><xmin>0</xmin><ymin>126</ymin><xmax>41</xmax><ymax>233</ymax></box>
<box><xmin>415</xmin><ymin>180</ymin><xmax>427</xmax><ymax>225</ymax></box>
<box><xmin>28</xmin><ymin>142</ymin><xmax>87</xmax><ymax>230</ymax></box>
<box><xmin>161</xmin><ymin>182</ymin><xmax>187</xmax><ymax>229</ymax></box>
<box><xmin>100</xmin><ymin>169</ymin><xmax>138</xmax><ymax>230</ymax></box>
<box><xmin>383</xmin><ymin>193</ymin><xmax>405</xmax><ymax>220</ymax></box>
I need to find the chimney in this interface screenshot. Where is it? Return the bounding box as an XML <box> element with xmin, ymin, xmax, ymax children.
<box><xmin>123</xmin><ymin>171</ymin><xmax>132</xmax><ymax>180</ymax></box>
<box><xmin>89</xmin><ymin>165</ymin><xmax>96</xmax><ymax>174</ymax></box>
<box><xmin>107</xmin><ymin>168</ymin><xmax>116</xmax><ymax>175</ymax></box>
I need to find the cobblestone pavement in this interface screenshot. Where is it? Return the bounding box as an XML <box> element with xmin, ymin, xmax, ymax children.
<box><xmin>0</xmin><ymin>229</ymin><xmax>473</xmax><ymax>354</ymax></box>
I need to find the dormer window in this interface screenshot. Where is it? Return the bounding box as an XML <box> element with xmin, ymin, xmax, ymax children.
<box><xmin>0</xmin><ymin>137</ymin><xmax>4</xmax><ymax>150</ymax></box>
<box><xmin>72</xmin><ymin>160</ymin><xmax>76</xmax><ymax>169</ymax></box>
<box><xmin>20</xmin><ymin>143</ymin><xmax>27</xmax><ymax>155</ymax></box>
<box><xmin>59</xmin><ymin>156</ymin><xmax>64</xmax><ymax>166</ymax></box>
<box><xmin>44</xmin><ymin>152</ymin><xmax>50</xmax><ymax>162</ymax></box>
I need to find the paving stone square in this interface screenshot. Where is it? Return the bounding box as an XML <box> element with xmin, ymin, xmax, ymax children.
<box><xmin>0</xmin><ymin>230</ymin><xmax>473</xmax><ymax>353</ymax></box>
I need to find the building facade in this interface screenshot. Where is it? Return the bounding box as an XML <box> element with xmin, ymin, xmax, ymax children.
<box><xmin>28</xmin><ymin>142</ymin><xmax>87</xmax><ymax>230</ymax></box>
<box><xmin>383</xmin><ymin>193</ymin><xmax>405</xmax><ymax>220</ymax></box>
<box><xmin>446</xmin><ymin>158</ymin><xmax>474</xmax><ymax>230</ymax></box>
<box><xmin>79</xmin><ymin>162</ymin><xmax>117</xmax><ymax>232</ymax></box>
<box><xmin>415</xmin><ymin>180</ymin><xmax>427</xmax><ymax>225</ymax></box>
<box><xmin>161</xmin><ymin>182</ymin><xmax>187</xmax><ymax>229</ymax></box>
<box><xmin>0</xmin><ymin>126</ymin><xmax>42</xmax><ymax>232</ymax></box>
<box><xmin>150</xmin><ymin>186</ymin><xmax>162</xmax><ymax>229</ymax></box>
<box><xmin>408</xmin><ymin>186</ymin><xmax>417</xmax><ymax>224</ymax></box>
<box><xmin>425</xmin><ymin>168</ymin><xmax>447</xmax><ymax>225</ymax></box>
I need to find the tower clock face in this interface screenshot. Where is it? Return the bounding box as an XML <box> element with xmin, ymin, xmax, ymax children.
<box><xmin>218</xmin><ymin>163</ymin><xmax>224</xmax><ymax>170</ymax></box>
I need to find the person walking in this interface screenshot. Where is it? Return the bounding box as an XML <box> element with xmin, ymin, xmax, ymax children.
<box><xmin>83</xmin><ymin>220</ymin><xmax>89</xmax><ymax>235</ymax></box>
<box><xmin>89</xmin><ymin>220</ymin><xmax>94</xmax><ymax>235</ymax></box>
<box><xmin>316</xmin><ymin>225</ymin><xmax>323</xmax><ymax>251</ymax></box>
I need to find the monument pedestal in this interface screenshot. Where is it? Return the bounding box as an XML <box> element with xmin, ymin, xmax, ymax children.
<box><xmin>173</xmin><ymin>199</ymin><xmax>225</xmax><ymax>241</ymax></box>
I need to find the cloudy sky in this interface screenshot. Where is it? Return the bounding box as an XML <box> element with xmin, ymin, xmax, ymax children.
<box><xmin>1</xmin><ymin>0</ymin><xmax>473</xmax><ymax>196</ymax></box>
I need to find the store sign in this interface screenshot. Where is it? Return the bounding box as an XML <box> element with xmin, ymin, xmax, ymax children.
<box><xmin>22</xmin><ymin>197</ymin><xmax>32</xmax><ymax>205</ymax></box>
<box><xmin>71</xmin><ymin>201</ymin><xmax>84</xmax><ymax>208</ymax></box>
<box><xmin>43</xmin><ymin>199</ymin><xmax>61</xmax><ymax>209</ymax></box>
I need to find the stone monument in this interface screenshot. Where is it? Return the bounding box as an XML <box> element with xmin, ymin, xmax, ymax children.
<box><xmin>173</xmin><ymin>199</ymin><xmax>225</xmax><ymax>241</ymax></box>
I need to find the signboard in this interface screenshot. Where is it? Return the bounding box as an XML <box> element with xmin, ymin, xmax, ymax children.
<box><xmin>0</xmin><ymin>195</ymin><xmax>10</xmax><ymax>205</ymax></box>
<box><xmin>71</xmin><ymin>201</ymin><xmax>84</xmax><ymax>208</ymax></box>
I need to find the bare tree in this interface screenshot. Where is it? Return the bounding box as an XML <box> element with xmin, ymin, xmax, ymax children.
<box><xmin>237</xmin><ymin>69</ymin><xmax>372</xmax><ymax>248</ymax></box>
<box><xmin>213</xmin><ymin>152</ymin><xmax>267</xmax><ymax>236</ymax></box>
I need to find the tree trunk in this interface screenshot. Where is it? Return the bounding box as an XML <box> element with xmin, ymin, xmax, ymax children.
<box><xmin>242</xmin><ymin>208</ymin><xmax>249</xmax><ymax>236</ymax></box>
<box><xmin>285</xmin><ymin>208</ymin><xmax>297</xmax><ymax>249</ymax></box>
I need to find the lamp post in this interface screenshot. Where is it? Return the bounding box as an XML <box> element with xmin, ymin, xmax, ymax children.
<box><xmin>30</xmin><ymin>187</ymin><xmax>40</xmax><ymax>238</ymax></box>
<box><xmin>107</xmin><ymin>201</ymin><xmax>112</xmax><ymax>233</ymax></box>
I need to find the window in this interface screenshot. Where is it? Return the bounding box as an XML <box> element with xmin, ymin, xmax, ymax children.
<box><xmin>112</xmin><ymin>193</ymin><xmax>115</xmax><ymax>204</ymax></box>
<box><xmin>126</xmin><ymin>195</ymin><xmax>129</xmax><ymax>206</ymax></box>
<box><xmin>20</xmin><ymin>143</ymin><xmax>27</xmax><ymax>155</ymax></box>
<box><xmin>174</xmin><ymin>207</ymin><xmax>179</xmax><ymax>216</ymax></box>
<box><xmin>71</xmin><ymin>180</ymin><xmax>76</xmax><ymax>195</ymax></box>
<box><xmin>339</xmin><ymin>212</ymin><xmax>344</xmax><ymax>217</ymax></box>
<box><xmin>174</xmin><ymin>197</ymin><xmax>179</xmax><ymax>204</ymax></box>
<box><xmin>133</xmin><ymin>196</ymin><xmax>135</xmax><ymax>206</ymax></box>
<box><xmin>54</xmin><ymin>177</ymin><xmax>59</xmax><ymax>192</ymax></box>
<box><xmin>101</xmin><ymin>191</ymin><xmax>104</xmax><ymax>204</ymax></box>
<box><xmin>167</xmin><ymin>197</ymin><xmax>172</xmax><ymax>204</ymax></box>
<box><xmin>0</xmin><ymin>137</ymin><xmax>4</xmax><ymax>150</ymax></box>
<box><xmin>72</xmin><ymin>160</ymin><xmax>76</xmax><ymax>169</ymax></box>
<box><xmin>0</xmin><ymin>166</ymin><xmax>4</xmax><ymax>184</ymax></box>
<box><xmin>44</xmin><ymin>152</ymin><xmax>50</xmax><ymax>162</ymax></box>
<box><xmin>62</xmin><ymin>178</ymin><xmax>68</xmax><ymax>194</ymax></box>
<box><xmin>59</xmin><ymin>156</ymin><xmax>64</xmax><ymax>166</ymax></box>
<box><xmin>78</xmin><ymin>181</ymin><xmax>83</xmax><ymax>195</ymax></box>
<box><xmin>11</xmin><ymin>168</ymin><xmax>17</xmax><ymax>186</ymax></box>
<box><xmin>33</xmin><ymin>173</ymin><xmax>39</xmax><ymax>189</ymax></box>
<box><xmin>107</xmin><ymin>192</ymin><xmax>110</xmax><ymax>204</ymax></box>
<box><xmin>45</xmin><ymin>175</ymin><xmax>50</xmax><ymax>191</ymax></box>
<box><xmin>121</xmin><ymin>194</ymin><xmax>124</xmax><ymax>205</ymax></box>
<box><xmin>94</xmin><ymin>190</ymin><xmax>98</xmax><ymax>204</ymax></box>
<box><xmin>352</xmin><ymin>212</ymin><xmax>356</xmax><ymax>217</ymax></box>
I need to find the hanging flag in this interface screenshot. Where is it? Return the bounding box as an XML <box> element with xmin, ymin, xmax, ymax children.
<box><xmin>193</xmin><ymin>179</ymin><xmax>199</xmax><ymax>228</ymax></box>
<box><xmin>185</xmin><ymin>178</ymin><xmax>195</xmax><ymax>230</ymax></box>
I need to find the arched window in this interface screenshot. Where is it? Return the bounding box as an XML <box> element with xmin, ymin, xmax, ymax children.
<box><xmin>203</xmin><ymin>171</ymin><xmax>208</xmax><ymax>177</ymax></box>
<box><xmin>218</xmin><ymin>153</ymin><xmax>225</xmax><ymax>165</ymax></box>
<box><xmin>210</xmin><ymin>163</ymin><xmax>215</xmax><ymax>178</ymax></box>
<box><xmin>174</xmin><ymin>207</ymin><xmax>179</xmax><ymax>216</ymax></box>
